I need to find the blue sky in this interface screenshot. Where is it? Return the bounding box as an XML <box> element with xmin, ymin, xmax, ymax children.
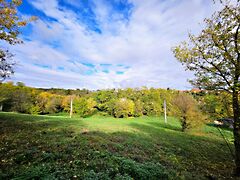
<box><xmin>4</xmin><ymin>0</ymin><xmax>222</xmax><ymax>90</ymax></box>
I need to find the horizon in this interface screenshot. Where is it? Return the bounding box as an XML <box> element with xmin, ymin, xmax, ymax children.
<box><xmin>3</xmin><ymin>0</ymin><xmax>223</xmax><ymax>90</ymax></box>
<box><xmin>1</xmin><ymin>81</ymin><xmax>204</xmax><ymax>92</ymax></box>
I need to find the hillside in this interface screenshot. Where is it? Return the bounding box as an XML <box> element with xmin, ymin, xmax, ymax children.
<box><xmin>0</xmin><ymin>112</ymin><xmax>234</xmax><ymax>179</ymax></box>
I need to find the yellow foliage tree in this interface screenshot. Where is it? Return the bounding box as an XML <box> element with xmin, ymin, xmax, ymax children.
<box><xmin>173</xmin><ymin>93</ymin><xmax>205</xmax><ymax>132</ymax></box>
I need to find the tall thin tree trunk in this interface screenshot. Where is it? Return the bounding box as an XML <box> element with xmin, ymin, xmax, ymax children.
<box><xmin>233</xmin><ymin>90</ymin><xmax>240</xmax><ymax>176</ymax></box>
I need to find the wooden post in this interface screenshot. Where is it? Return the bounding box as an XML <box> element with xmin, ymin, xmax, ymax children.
<box><xmin>70</xmin><ymin>96</ymin><xmax>73</xmax><ymax>118</ymax></box>
<box><xmin>164</xmin><ymin>99</ymin><xmax>167</xmax><ymax>123</ymax></box>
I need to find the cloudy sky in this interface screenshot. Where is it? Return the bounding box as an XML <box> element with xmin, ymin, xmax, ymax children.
<box><xmin>5</xmin><ymin>0</ymin><xmax>222</xmax><ymax>90</ymax></box>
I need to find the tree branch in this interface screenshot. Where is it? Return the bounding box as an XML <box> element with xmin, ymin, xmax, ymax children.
<box><xmin>193</xmin><ymin>40</ymin><xmax>233</xmax><ymax>89</ymax></box>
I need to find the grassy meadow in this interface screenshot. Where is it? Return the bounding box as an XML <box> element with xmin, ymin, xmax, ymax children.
<box><xmin>0</xmin><ymin>112</ymin><xmax>235</xmax><ymax>179</ymax></box>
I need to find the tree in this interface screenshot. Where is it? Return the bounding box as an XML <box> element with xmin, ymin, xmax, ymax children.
<box><xmin>0</xmin><ymin>81</ymin><xmax>14</xmax><ymax>110</ymax></box>
<box><xmin>200</xmin><ymin>92</ymin><xmax>233</xmax><ymax>119</ymax></box>
<box><xmin>133</xmin><ymin>99</ymin><xmax>143</xmax><ymax>117</ymax></box>
<box><xmin>172</xmin><ymin>1</ymin><xmax>240</xmax><ymax>175</ymax></box>
<box><xmin>0</xmin><ymin>0</ymin><xmax>35</xmax><ymax>81</ymax></box>
<box><xmin>173</xmin><ymin>93</ymin><xmax>204</xmax><ymax>132</ymax></box>
<box><xmin>112</xmin><ymin>98</ymin><xmax>135</xmax><ymax>118</ymax></box>
<box><xmin>141</xmin><ymin>88</ymin><xmax>162</xmax><ymax>116</ymax></box>
<box><xmin>74</xmin><ymin>97</ymin><xmax>97</xmax><ymax>117</ymax></box>
<box><xmin>10</xmin><ymin>85</ymin><xmax>33</xmax><ymax>113</ymax></box>
<box><xmin>0</xmin><ymin>49</ymin><xmax>15</xmax><ymax>82</ymax></box>
<box><xmin>62</xmin><ymin>95</ymin><xmax>73</xmax><ymax>113</ymax></box>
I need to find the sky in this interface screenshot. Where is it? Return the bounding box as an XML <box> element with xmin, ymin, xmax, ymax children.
<box><xmin>4</xmin><ymin>0</ymin><xmax>223</xmax><ymax>90</ymax></box>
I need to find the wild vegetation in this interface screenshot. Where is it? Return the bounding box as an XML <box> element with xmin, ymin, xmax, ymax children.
<box><xmin>0</xmin><ymin>82</ymin><xmax>233</xmax><ymax>121</ymax></box>
<box><xmin>0</xmin><ymin>112</ymin><xmax>234</xmax><ymax>179</ymax></box>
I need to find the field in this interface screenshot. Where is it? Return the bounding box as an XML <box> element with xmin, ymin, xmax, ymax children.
<box><xmin>0</xmin><ymin>112</ymin><xmax>235</xmax><ymax>179</ymax></box>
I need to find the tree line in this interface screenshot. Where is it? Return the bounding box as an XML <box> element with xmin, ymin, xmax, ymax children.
<box><xmin>0</xmin><ymin>82</ymin><xmax>233</xmax><ymax>127</ymax></box>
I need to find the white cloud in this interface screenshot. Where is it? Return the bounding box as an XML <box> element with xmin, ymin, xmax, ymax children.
<box><xmin>8</xmin><ymin>0</ymin><xmax>222</xmax><ymax>90</ymax></box>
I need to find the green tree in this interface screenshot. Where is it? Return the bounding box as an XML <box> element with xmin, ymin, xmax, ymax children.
<box><xmin>94</xmin><ymin>90</ymin><xmax>116</xmax><ymax>112</ymax></box>
<box><xmin>0</xmin><ymin>83</ymin><xmax>35</xmax><ymax>113</ymax></box>
<box><xmin>74</xmin><ymin>97</ymin><xmax>96</xmax><ymax>117</ymax></box>
<box><xmin>11</xmin><ymin>88</ymin><xmax>33</xmax><ymax>113</ymax></box>
<box><xmin>0</xmin><ymin>0</ymin><xmax>35</xmax><ymax>81</ymax></box>
<box><xmin>200</xmin><ymin>92</ymin><xmax>233</xmax><ymax>119</ymax></box>
<box><xmin>172</xmin><ymin>2</ymin><xmax>240</xmax><ymax>174</ymax></box>
<box><xmin>0</xmin><ymin>81</ymin><xmax>14</xmax><ymax>110</ymax></box>
<box><xmin>133</xmin><ymin>100</ymin><xmax>143</xmax><ymax>117</ymax></box>
<box><xmin>112</xmin><ymin>98</ymin><xmax>135</xmax><ymax>118</ymax></box>
<box><xmin>141</xmin><ymin>89</ymin><xmax>162</xmax><ymax>116</ymax></box>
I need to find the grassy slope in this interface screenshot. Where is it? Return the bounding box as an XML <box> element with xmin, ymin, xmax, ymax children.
<box><xmin>0</xmin><ymin>112</ymin><xmax>235</xmax><ymax>179</ymax></box>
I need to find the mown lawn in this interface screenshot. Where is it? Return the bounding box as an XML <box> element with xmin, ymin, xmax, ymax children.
<box><xmin>0</xmin><ymin>112</ymin><xmax>235</xmax><ymax>179</ymax></box>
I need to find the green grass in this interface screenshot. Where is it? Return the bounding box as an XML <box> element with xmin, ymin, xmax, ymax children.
<box><xmin>0</xmin><ymin>112</ymin><xmax>235</xmax><ymax>179</ymax></box>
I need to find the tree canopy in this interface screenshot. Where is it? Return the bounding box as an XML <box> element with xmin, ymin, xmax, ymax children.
<box><xmin>173</xmin><ymin>3</ymin><xmax>239</xmax><ymax>92</ymax></box>
<box><xmin>172</xmin><ymin>1</ymin><xmax>240</xmax><ymax>175</ymax></box>
<box><xmin>0</xmin><ymin>0</ymin><xmax>35</xmax><ymax>82</ymax></box>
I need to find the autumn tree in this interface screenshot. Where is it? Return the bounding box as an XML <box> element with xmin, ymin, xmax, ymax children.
<box><xmin>173</xmin><ymin>93</ymin><xmax>204</xmax><ymax>132</ymax></box>
<box><xmin>0</xmin><ymin>0</ymin><xmax>35</xmax><ymax>82</ymax></box>
<box><xmin>172</xmin><ymin>1</ymin><xmax>240</xmax><ymax>175</ymax></box>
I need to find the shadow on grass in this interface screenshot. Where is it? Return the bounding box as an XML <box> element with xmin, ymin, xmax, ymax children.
<box><xmin>0</xmin><ymin>113</ymin><xmax>235</xmax><ymax>179</ymax></box>
<box><xmin>128</xmin><ymin>122</ymin><xmax>234</xmax><ymax>164</ymax></box>
<box><xmin>146</xmin><ymin>121</ymin><xmax>182</xmax><ymax>132</ymax></box>
<box><xmin>0</xmin><ymin>113</ymin><xmax>85</xmax><ymax>138</ymax></box>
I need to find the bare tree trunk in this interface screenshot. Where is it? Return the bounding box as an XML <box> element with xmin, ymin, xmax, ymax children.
<box><xmin>233</xmin><ymin>90</ymin><xmax>240</xmax><ymax>176</ymax></box>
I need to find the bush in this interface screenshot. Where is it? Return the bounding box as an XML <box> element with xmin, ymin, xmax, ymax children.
<box><xmin>112</xmin><ymin>98</ymin><xmax>135</xmax><ymax>118</ymax></box>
